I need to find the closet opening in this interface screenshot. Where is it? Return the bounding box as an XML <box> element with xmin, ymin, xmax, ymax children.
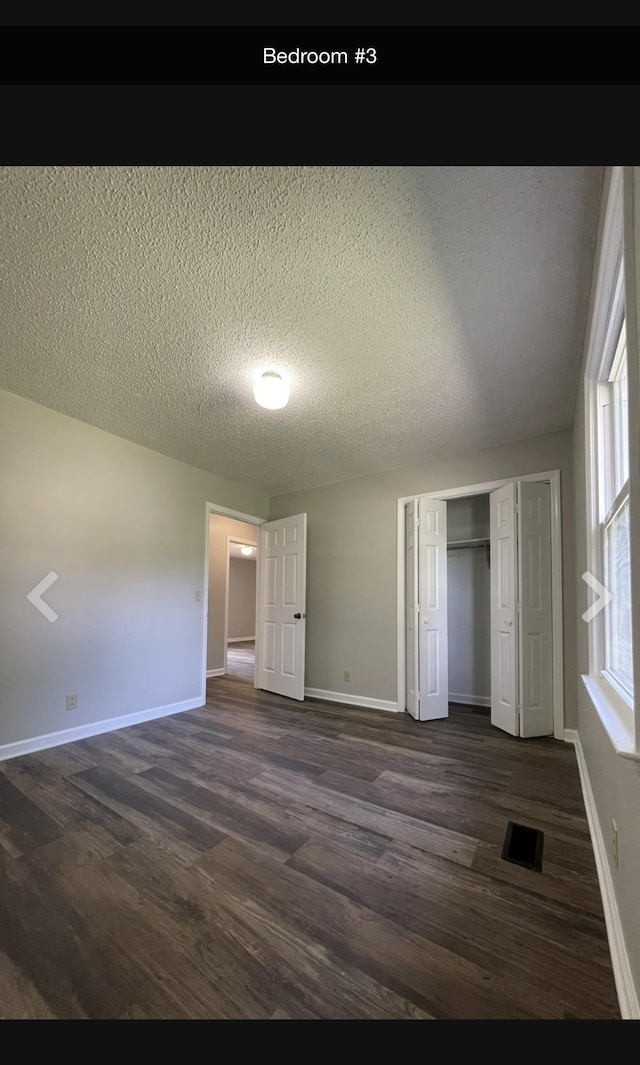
<box><xmin>446</xmin><ymin>494</ymin><xmax>491</xmax><ymax>714</ymax></box>
<box><xmin>397</xmin><ymin>472</ymin><xmax>564</xmax><ymax>740</ymax></box>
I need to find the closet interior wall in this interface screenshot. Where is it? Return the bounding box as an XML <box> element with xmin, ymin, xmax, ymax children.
<box><xmin>447</xmin><ymin>495</ymin><xmax>491</xmax><ymax>708</ymax></box>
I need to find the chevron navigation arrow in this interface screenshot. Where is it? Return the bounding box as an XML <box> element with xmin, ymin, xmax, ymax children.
<box><xmin>582</xmin><ymin>571</ymin><xmax>613</xmax><ymax>623</ymax></box>
<box><xmin>27</xmin><ymin>571</ymin><xmax>59</xmax><ymax>622</ymax></box>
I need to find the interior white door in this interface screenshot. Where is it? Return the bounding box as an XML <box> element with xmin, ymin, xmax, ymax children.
<box><xmin>490</xmin><ymin>482</ymin><xmax>518</xmax><ymax>736</ymax></box>
<box><xmin>518</xmin><ymin>481</ymin><xmax>553</xmax><ymax>737</ymax></box>
<box><xmin>257</xmin><ymin>513</ymin><xmax>307</xmax><ymax>701</ymax></box>
<box><xmin>405</xmin><ymin>501</ymin><xmax>420</xmax><ymax>718</ymax></box>
<box><xmin>418</xmin><ymin>497</ymin><xmax>448</xmax><ymax>720</ymax></box>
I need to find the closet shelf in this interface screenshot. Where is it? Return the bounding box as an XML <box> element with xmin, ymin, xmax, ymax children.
<box><xmin>447</xmin><ymin>538</ymin><xmax>489</xmax><ymax>549</ymax></box>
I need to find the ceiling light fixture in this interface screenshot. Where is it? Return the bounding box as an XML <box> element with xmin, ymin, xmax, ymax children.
<box><xmin>253</xmin><ymin>370</ymin><xmax>290</xmax><ymax>410</ymax></box>
<box><xmin>240</xmin><ymin>545</ymin><xmax>254</xmax><ymax>555</ymax></box>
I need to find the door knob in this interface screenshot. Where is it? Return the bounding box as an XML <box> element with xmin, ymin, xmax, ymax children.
<box><xmin>294</xmin><ymin>612</ymin><xmax>302</xmax><ymax>619</ymax></box>
<box><xmin>506</xmin><ymin>619</ymin><xmax>513</xmax><ymax>626</ymax></box>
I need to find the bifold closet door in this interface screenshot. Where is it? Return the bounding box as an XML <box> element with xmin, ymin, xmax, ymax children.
<box><xmin>418</xmin><ymin>497</ymin><xmax>449</xmax><ymax>720</ymax></box>
<box><xmin>490</xmin><ymin>480</ymin><xmax>554</xmax><ymax>738</ymax></box>
<box><xmin>518</xmin><ymin>481</ymin><xmax>553</xmax><ymax>737</ymax></box>
<box><xmin>405</xmin><ymin>501</ymin><xmax>420</xmax><ymax>719</ymax></box>
<box><xmin>490</xmin><ymin>482</ymin><xmax>519</xmax><ymax>736</ymax></box>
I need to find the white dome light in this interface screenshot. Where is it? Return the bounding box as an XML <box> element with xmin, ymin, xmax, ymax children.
<box><xmin>253</xmin><ymin>370</ymin><xmax>290</xmax><ymax>410</ymax></box>
<box><xmin>240</xmin><ymin>545</ymin><xmax>254</xmax><ymax>555</ymax></box>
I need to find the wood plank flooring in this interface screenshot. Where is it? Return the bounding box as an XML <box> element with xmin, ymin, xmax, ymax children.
<box><xmin>0</xmin><ymin>678</ymin><xmax>620</xmax><ymax>1019</ymax></box>
<box><xmin>226</xmin><ymin>640</ymin><xmax>255</xmax><ymax>680</ymax></box>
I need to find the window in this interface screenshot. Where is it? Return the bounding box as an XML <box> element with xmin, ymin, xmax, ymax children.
<box><xmin>583</xmin><ymin>165</ymin><xmax>638</xmax><ymax>757</ymax></box>
<box><xmin>599</xmin><ymin>318</ymin><xmax>633</xmax><ymax>702</ymax></box>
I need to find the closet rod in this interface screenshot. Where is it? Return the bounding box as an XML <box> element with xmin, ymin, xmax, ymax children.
<box><xmin>447</xmin><ymin>538</ymin><xmax>489</xmax><ymax>550</ymax></box>
<box><xmin>447</xmin><ymin>538</ymin><xmax>491</xmax><ymax>567</ymax></box>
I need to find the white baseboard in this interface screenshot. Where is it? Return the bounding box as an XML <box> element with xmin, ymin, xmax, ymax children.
<box><xmin>304</xmin><ymin>687</ymin><xmax>401</xmax><ymax>713</ymax></box>
<box><xmin>0</xmin><ymin>696</ymin><xmax>205</xmax><ymax>764</ymax></box>
<box><xmin>564</xmin><ymin>728</ymin><xmax>640</xmax><ymax>1019</ymax></box>
<box><xmin>206</xmin><ymin>668</ymin><xmax>226</xmax><ymax>678</ymax></box>
<box><xmin>449</xmin><ymin>692</ymin><xmax>491</xmax><ymax>708</ymax></box>
<box><xmin>227</xmin><ymin>637</ymin><xmax>255</xmax><ymax>644</ymax></box>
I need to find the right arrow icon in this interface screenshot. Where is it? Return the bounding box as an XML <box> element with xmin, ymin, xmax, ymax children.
<box><xmin>582</xmin><ymin>571</ymin><xmax>613</xmax><ymax>622</ymax></box>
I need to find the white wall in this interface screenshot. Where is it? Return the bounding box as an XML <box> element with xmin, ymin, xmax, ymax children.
<box><xmin>0</xmin><ymin>389</ymin><xmax>269</xmax><ymax>753</ymax></box>
<box><xmin>269</xmin><ymin>429</ymin><xmax>575</xmax><ymax>718</ymax></box>
<box><xmin>571</xmin><ymin>168</ymin><xmax>640</xmax><ymax>1006</ymax></box>
<box><xmin>447</xmin><ymin>494</ymin><xmax>490</xmax><ymax>542</ymax></box>
<box><xmin>574</xmin><ymin>374</ymin><xmax>640</xmax><ymax>1006</ymax></box>
<box><xmin>227</xmin><ymin>558</ymin><xmax>256</xmax><ymax>641</ymax></box>
<box><xmin>447</xmin><ymin>495</ymin><xmax>490</xmax><ymax>704</ymax></box>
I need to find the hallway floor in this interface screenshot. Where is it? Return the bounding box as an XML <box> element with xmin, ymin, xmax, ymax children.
<box><xmin>226</xmin><ymin>640</ymin><xmax>255</xmax><ymax>681</ymax></box>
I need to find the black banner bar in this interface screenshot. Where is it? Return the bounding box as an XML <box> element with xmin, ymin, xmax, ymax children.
<box><xmin>1</xmin><ymin>26</ymin><xmax>640</xmax><ymax>85</ymax></box>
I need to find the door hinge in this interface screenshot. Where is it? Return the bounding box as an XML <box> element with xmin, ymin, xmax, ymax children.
<box><xmin>516</xmin><ymin>602</ymin><xmax>522</xmax><ymax>613</ymax></box>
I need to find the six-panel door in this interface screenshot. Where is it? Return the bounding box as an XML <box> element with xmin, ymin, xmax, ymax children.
<box><xmin>257</xmin><ymin>513</ymin><xmax>307</xmax><ymax>701</ymax></box>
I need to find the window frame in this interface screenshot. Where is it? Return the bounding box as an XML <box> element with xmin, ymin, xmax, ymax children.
<box><xmin>602</xmin><ymin>489</ymin><xmax>632</xmax><ymax>702</ymax></box>
<box><xmin>582</xmin><ymin>165</ymin><xmax>640</xmax><ymax>758</ymax></box>
<box><xmin>599</xmin><ymin>316</ymin><xmax>633</xmax><ymax>702</ymax></box>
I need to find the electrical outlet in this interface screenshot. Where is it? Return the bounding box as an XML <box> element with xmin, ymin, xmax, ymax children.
<box><xmin>66</xmin><ymin>694</ymin><xmax>78</xmax><ymax>711</ymax></box>
<box><xmin>612</xmin><ymin>820</ymin><xmax>619</xmax><ymax>868</ymax></box>
<box><xmin>194</xmin><ymin>591</ymin><xmax>201</xmax><ymax>602</ymax></box>
<box><xmin>343</xmin><ymin>671</ymin><xmax>351</xmax><ymax>682</ymax></box>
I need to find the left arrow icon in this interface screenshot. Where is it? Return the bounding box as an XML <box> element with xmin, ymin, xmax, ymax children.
<box><xmin>27</xmin><ymin>571</ymin><xmax>59</xmax><ymax>622</ymax></box>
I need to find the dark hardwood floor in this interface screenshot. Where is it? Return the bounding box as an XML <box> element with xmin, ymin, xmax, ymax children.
<box><xmin>0</xmin><ymin>678</ymin><xmax>620</xmax><ymax>1019</ymax></box>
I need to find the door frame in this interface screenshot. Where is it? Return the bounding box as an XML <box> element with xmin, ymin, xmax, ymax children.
<box><xmin>396</xmin><ymin>469</ymin><xmax>564</xmax><ymax>739</ymax></box>
<box><xmin>202</xmin><ymin>502</ymin><xmax>266</xmax><ymax>703</ymax></box>
<box><xmin>224</xmin><ymin>535</ymin><xmax>258</xmax><ymax>675</ymax></box>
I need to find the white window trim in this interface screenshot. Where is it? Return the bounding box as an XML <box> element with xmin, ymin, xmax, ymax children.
<box><xmin>602</xmin><ymin>484</ymin><xmax>632</xmax><ymax>703</ymax></box>
<box><xmin>582</xmin><ymin>165</ymin><xmax>640</xmax><ymax>759</ymax></box>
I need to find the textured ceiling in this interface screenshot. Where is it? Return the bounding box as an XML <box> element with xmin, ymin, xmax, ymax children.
<box><xmin>0</xmin><ymin>166</ymin><xmax>604</xmax><ymax>496</ymax></box>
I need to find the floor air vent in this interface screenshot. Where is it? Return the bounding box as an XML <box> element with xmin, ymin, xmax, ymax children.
<box><xmin>501</xmin><ymin>821</ymin><xmax>544</xmax><ymax>872</ymax></box>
